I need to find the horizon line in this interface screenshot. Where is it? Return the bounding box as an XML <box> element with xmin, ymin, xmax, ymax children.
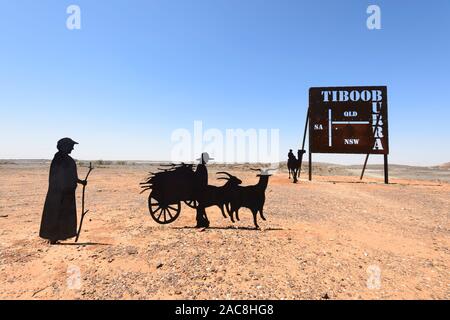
<box><xmin>0</xmin><ymin>158</ymin><xmax>448</xmax><ymax>168</ymax></box>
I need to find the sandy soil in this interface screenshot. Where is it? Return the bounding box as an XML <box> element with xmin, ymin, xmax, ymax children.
<box><xmin>0</xmin><ymin>162</ymin><xmax>449</xmax><ymax>300</ymax></box>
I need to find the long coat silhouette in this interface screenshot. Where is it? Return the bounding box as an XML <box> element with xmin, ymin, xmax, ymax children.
<box><xmin>194</xmin><ymin>152</ymin><xmax>213</xmax><ymax>227</ymax></box>
<box><xmin>39</xmin><ymin>141</ymin><xmax>80</xmax><ymax>241</ymax></box>
<box><xmin>195</xmin><ymin>162</ymin><xmax>208</xmax><ymax>188</ymax></box>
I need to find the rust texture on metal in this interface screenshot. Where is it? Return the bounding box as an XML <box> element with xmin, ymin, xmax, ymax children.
<box><xmin>309</xmin><ymin>86</ymin><xmax>389</xmax><ymax>154</ymax></box>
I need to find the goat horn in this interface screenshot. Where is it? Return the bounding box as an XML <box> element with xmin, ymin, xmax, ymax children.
<box><xmin>216</xmin><ymin>171</ymin><xmax>233</xmax><ymax>177</ymax></box>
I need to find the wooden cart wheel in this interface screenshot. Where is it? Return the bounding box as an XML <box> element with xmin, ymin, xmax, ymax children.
<box><xmin>148</xmin><ymin>196</ymin><xmax>181</xmax><ymax>224</ymax></box>
<box><xmin>184</xmin><ymin>199</ymin><xmax>198</xmax><ymax>209</ymax></box>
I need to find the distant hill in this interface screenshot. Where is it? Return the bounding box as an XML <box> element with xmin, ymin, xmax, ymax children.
<box><xmin>439</xmin><ymin>162</ymin><xmax>450</xmax><ymax>169</ymax></box>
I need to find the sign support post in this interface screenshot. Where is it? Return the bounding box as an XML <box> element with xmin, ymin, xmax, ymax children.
<box><xmin>360</xmin><ymin>154</ymin><xmax>370</xmax><ymax>180</ymax></box>
<box><xmin>298</xmin><ymin>107</ymin><xmax>310</xmax><ymax>179</ymax></box>
<box><xmin>384</xmin><ymin>154</ymin><xmax>389</xmax><ymax>184</ymax></box>
<box><xmin>308</xmin><ymin>151</ymin><xmax>312</xmax><ymax>181</ymax></box>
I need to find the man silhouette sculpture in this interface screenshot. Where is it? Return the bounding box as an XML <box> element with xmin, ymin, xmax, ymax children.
<box><xmin>194</xmin><ymin>152</ymin><xmax>213</xmax><ymax>228</ymax></box>
<box><xmin>39</xmin><ymin>138</ymin><xmax>87</xmax><ymax>244</ymax></box>
<box><xmin>288</xmin><ymin>149</ymin><xmax>295</xmax><ymax>161</ymax></box>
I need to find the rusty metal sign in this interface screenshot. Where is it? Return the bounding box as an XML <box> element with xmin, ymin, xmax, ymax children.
<box><xmin>309</xmin><ymin>86</ymin><xmax>389</xmax><ymax>154</ymax></box>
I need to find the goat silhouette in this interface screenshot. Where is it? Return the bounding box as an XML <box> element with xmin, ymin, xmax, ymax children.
<box><xmin>226</xmin><ymin>168</ymin><xmax>274</xmax><ymax>229</ymax></box>
<box><xmin>202</xmin><ymin>172</ymin><xmax>242</xmax><ymax>218</ymax></box>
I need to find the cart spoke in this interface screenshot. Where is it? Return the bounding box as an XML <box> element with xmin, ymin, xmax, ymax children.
<box><xmin>153</xmin><ymin>206</ymin><xmax>162</xmax><ymax>215</ymax></box>
<box><xmin>184</xmin><ymin>199</ymin><xmax>198</xmax><ymax>209</ymax></box>
<box><xmin>156</xmin><ymin>208</ymin><xmax>163</xmax><ymax>220</ymax></box>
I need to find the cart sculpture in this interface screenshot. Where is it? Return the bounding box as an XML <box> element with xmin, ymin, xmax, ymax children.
<box><xmin>140</xmin><ymin>163</ymin><xmax>198</xmax><ymax>224</ymax></box>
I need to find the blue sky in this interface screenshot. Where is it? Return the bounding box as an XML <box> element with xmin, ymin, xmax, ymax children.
<box><xmin>0</xmin><ymin>0</ymin><xmax>449</xmax><ymax>165</ymax></box>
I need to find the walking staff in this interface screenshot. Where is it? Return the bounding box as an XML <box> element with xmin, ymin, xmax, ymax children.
<box><xmin>75</xmin><ymin>162</ymin><xmax>94</xmax><ymax>242</ymax></box>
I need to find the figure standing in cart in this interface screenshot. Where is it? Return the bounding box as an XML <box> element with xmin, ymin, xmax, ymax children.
<box><xmin>194</xmin><ymin>152</ymin><xmax>213</xmax><ymax>228</ymax></box>
<box><xmin>39</xmin><ymin>138</ymin><xmax>87</xmax><ymax>244</ymax></box>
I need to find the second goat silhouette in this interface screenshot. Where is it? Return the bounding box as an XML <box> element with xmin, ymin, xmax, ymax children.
<box><xmin>226</xmin><ymin>168</ymin><xmax>274</xmax><ymax>229</ymax></box>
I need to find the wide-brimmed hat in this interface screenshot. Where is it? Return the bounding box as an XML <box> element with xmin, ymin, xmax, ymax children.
<box><xmin>57</xmin><ymin>137</ymin><xmax>78</xmax><ymax>150</ymax></box>
<box><xmin>196</xmin><ymin>152</ymin><xmax>214</xmax><ymax>162</ymax></box>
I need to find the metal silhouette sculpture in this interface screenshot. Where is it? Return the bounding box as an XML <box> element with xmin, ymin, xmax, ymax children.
<box><xmin>203</xmin><ymin>172</ymin><xmax>242</xmax><ymax>218</ymax></box>
<box><xmin>141</xmin><ymin>153</ymin><xmax>244</xmax><ymax>227</ymax></box>
<box><xmin>296</xmin><ymin>149</ymin><xmax>306</xmax><ymax>179</ymax></box>
<box><xmin>75</xmin><ymin>162</ymin><xmax>94</xmax><ymax>243</ymax></box>
<box><xmin>287</xmin><ymin>149</ymin><xmax>297</xmax><ymax>181</ymax></box>
<box><xmin>226</xmin><ymin>168</ymin><xmax>275</xmax><ymax>229</ymax></box>
<box><xmin>39</xmin><ymin>138</ymin><xmax>88</xmax><ymax>244</ymax></box>
<box><xmin>141</xmin><ymin>155</ymin><xmax>273</xmax><ymax>229</ymax></box>
<box><xmin>287</xmin><ymin>149</ymin><xmax>306</xmax><ymax>183</ymax></box>
<box><xmin>194</xmin><ymin>153</ymin><xmax>212</xmax><ymax>228</ymax></box>
<box><xmin>140</xmin><ymin>163</ymin><xmax>197</xmax><ymax>224</ymax></box>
